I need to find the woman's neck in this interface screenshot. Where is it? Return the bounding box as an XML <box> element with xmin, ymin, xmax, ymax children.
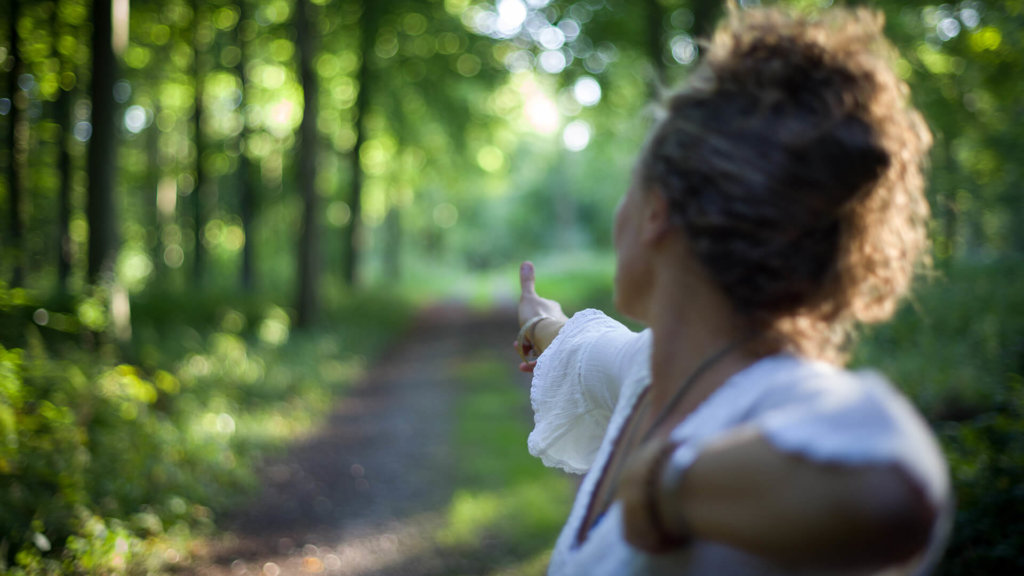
<box><xmin>644</xmin><ymin>258</ymin><xmax>761</xmax><ymax>434</ymax></box>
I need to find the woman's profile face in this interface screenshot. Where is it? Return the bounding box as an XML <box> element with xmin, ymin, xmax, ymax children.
<box><xmin>613</xmin><ymin>172</ymin><xmax>653</xmax><ymax>321</ymax></box>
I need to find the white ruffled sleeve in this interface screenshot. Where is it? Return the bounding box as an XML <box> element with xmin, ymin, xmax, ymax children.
<box><xmin>527</xmin><ymin>309</ymin><xmax>651</xmax><ymax>474</ymax></box>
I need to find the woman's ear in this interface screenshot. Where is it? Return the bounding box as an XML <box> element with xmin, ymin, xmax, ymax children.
<box><xmin>642</xmin><ymin>189</ymin><xmax>673</xmax><ymax>245</ymax></box>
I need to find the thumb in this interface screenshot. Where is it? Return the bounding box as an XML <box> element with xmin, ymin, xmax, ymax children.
<box><xmin>520</xmin><ymin>261</ymin><xmax>537</xmax><ymax>297</ymax></box>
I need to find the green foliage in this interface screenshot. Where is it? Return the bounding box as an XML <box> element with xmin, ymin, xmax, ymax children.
<box><xmin>854</xmin><ymin>259</ymin><xmax>1024</xmax><ymax>576</ymax></box>
<box><xmin>2</xmin><ymin>0</ymin><xmax>1022</xmax><ymax>572</ymax></box>
<box><xmin>0</xmin><ymin>282</ymin><xmax>411</xmax><ymax>574</ymax></box>
<box><xmin>938</xmin><ymin>378</ymin><xmax>1024</xmax><ymax>575</ymax></box>
<box><xmin>855</xmin><ymin>259</ymin><xmax>1024</xmax><ymax>417</ymax></box>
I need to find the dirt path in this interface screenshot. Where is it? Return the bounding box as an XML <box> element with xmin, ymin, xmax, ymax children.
<box><xmin>185</xmin><ymin>303</ymin><xmax>525</xmax><ymax>576</ymax></box>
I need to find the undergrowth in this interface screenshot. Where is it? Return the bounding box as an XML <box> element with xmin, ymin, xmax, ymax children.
<box><xmin>0</xmin><ymin>284</ymin><xmax>412</xmax><ymax>574</ymax></box>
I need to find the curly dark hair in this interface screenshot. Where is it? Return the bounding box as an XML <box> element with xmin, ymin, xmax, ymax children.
<box><xmin>640</xmin><ymin>6</ymin><xmax>932</xmax><ymax>363</ymax></box>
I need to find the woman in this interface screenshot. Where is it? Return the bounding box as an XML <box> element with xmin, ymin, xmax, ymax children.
<box><xmin>513</xmin><ymin>6</ymin><xmax>950</xmax><ymax>576</ymax></box>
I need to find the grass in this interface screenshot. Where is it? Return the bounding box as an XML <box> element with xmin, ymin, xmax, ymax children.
<box><xmin>434</xmin><ymin>353</ymin><xmax>576</xmax><ymax>576</ymax></box>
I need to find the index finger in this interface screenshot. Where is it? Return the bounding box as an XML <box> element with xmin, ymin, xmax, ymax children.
<box><xmin>520</xmin><ymin>261</ymin><xmax>537</xmax><ymax>297</ymax></box>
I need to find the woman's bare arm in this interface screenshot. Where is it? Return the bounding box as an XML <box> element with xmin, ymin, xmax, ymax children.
<box><xmin>619</xmin><ymin>427</ymin><xmax>936</xmax><ymax>570</ymax></box>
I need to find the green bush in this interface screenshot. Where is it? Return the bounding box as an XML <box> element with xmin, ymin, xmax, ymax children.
<box><xmin>0</xmin><ymin>340</ymin><xmax>159</xmax><ymax>575</ymax></box>
<box><xmin>851</xmin><ymin>259</ymin><xmax>1024</xmax><ymax>574</ymax></box>
<box><xmin>937</xmin><ymin>377</ymin><xmax>1024</xmax><ymax>575</ymax></box>
<box><xmin>0</xmin><ymin>282</ymin><xmax>412</xmax><ymax>574</ymax></box>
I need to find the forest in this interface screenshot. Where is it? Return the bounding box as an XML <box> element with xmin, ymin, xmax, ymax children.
<box><xmin>1</xmin><ymin>0</ymin><xmax>1022</xmax><ymax>574</ymax></box>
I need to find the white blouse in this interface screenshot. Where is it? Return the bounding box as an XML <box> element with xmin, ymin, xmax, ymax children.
<box><xmin>528</xmin><ymin>309</ymin><xmax>952</xmax><ymax>576</ymax></box>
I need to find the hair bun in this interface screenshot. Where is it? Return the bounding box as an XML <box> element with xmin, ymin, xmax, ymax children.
<box><xmin>783</xmin><ymin>115</ymin><xmax>891</xmax><ymax>217</ymax></box>
<box><xmin>640</xmin><ymin>6</ymin><xmax>931</xmax><ymax>363</ymax></box>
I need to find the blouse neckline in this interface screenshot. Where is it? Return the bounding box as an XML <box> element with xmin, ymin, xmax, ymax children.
<box><xmin>565</xmin><ymin>353</ymin><xmax>808</xmax><ymax>555</ymax></box>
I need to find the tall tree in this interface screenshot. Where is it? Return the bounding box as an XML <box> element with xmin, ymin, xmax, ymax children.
<box><xmin>54</xmin><ymin>0</ymin><xmax>74</xmax><ymax>291</ymax></box>
<box><xmin>382</xmin><ymin>201</ymin><xmax>401</xmax><ymax>282</ymax></box>
<box><xmin>192</xmin><ymin>0</ymin><xmax>207</xmax><ymax>286</ymax></box>
<box><xmin>6</xmin><ymin>0</ymin><xmax>24</xmax><ymax>286</ymax></box>
<box><xmin>236</xmin><ymin>0</ymin><xmax>256</xmax><ymax>292</ymax></box>
<box><xmin>145</xmin><ymin>94</ymin><xmax>162</xmax><ymax>276</ymax></box>
<box><xmin>343</xmin><ymin>0</ymin><xmax>375</xmax><ymax>287</ymax></box>
<box><xmin>87</xmin><ymin>0</ymin><xmax>119</xmax><ymax>282</ymax></box>
<box><xmin>295</xmin><ymin>0</ymin><xmax>320</xmax><ymax>325</ymax></box>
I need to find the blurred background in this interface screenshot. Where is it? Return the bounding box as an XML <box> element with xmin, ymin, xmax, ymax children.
<box><xmin>0</xmin><ymin>0</ymin><xmax>1021</xmax><ymax>574</ymax></box>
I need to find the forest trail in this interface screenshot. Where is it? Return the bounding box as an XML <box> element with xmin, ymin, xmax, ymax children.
<box><xmin>185</xmin><ymin>302</ymin><xmax>530</xmax><ymax>576</ymax></box>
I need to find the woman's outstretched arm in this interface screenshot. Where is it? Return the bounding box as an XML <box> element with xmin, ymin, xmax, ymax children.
<box><xmin>619</xmin><ymin>428</ymin><xmax>937</xmax><ymax>570</ymax></box>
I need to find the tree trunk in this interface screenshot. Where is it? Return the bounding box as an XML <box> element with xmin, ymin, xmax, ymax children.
<box><xmin>383</xmin><ymin>205</ymin><xmax>400</xmax><ymax>282</ymax></box>
<box><xmin>192</xmin><ymin>0</ymin><xmax>206</xmax><ymax>286</ymax></box>
<box><xmin>344</xmin><ymin>0</ymin><xmax>373</xmax><ymax>288</ymax></box>
<box><xmin>153</xmin><ymin>41</ymin><xmax>174</xmax><ymax>280</ymax></box>
<box><xmin>940</xmin><ymin>133</ymin><xmax>959</xmax><ymax>260</ymax></box>
<box><xmin>237</xmin><ymin>0</ymin><xmax>255</xmax><ymax>292</ymax></box>
<box><xmin>57</xmin><ymin>85</ymin><xmax>73</xmax><ymax>291</ymax></box>
<box><xmin>295</xmin><ymin>0</ymin><xmax>320</xmax><ymax>326</ymax></box>
<box><xmin>54</xmin><ymin>4</ymin><xmax>73</xmax><ymax>292</ymax></box>
<box><xmin>145</xmin><ymin>96</ymin><xmax>161</xmax><ymax>271</ymax></box>
<box><xmin>7</xmin><ymin>0</ymin><xmax>24</xmax><ymax>286</ymax></box>
<box><xmin>87</xmin><ymin>0</ymin><xmax>119</xmax><ymax>282</ymax></box>
<box><xmin>238</xmin><ymin>144</ymin><xmax>254</xmax><ymax>291</ymax></box>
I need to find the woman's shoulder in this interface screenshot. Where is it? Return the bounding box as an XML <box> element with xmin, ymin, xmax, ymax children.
<box><xmin>736</xmin><ymin>354</ymin><xmax>912</xmax><ymax>414</ymax></box>
<box><xmin>737</xmin><ymin>355</ymin><xmax>939</xmax><ymax>453</ymax></box>
<box><xmin>735</xmin><ymin>354</ymin><xmax>950</xmax><ymax>503</ymax></box>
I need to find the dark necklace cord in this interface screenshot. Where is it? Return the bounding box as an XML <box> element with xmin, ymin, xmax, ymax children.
<box><xmin>580</xmin><ymin>332</ymin><xmax>760</xmax><ymax>542</ymax></box>
<box><xmin>642</xmin><ymin>331</ymin><xmax>762</xmax><ymax>443</ymax></box>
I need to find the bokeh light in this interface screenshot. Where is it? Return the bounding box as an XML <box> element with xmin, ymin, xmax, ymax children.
<box><xmin>538</xmin><ymin>50</ymin><xmax>567</xmax><ymax>74</ymax></box>
<box><xmin>671</xmin><ymin>34</ymin><xmax>698</xmax><ymax>65</ymax></box>
<box><xmin>523</xmin><ymin>86</ymin><xmax>559</xmax><ymax>133</ymax></box>
<box><xmin>572</xmin><ymin>76</ymin><xmax>601</xmax><ymax>107</ymax></box>
<box><xmin>124</xmin><ymin>105</ymin><xmax>150</xmax><ymax>133</ymax></box>
<box><xmin>562</xmin><ymin>120</ymin><xmax>591</xmax><ymax>152</ymax></box>
<box><xmin>496</xmin><ymin>0</ymin><xmax>527</xmax><ymax>36</ymax></box>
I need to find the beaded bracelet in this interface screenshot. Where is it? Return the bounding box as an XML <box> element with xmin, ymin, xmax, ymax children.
<box><xmin>516</xmin><ymin>315</ymin><xmax>550</xmax><ymax>362</ymax></box>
